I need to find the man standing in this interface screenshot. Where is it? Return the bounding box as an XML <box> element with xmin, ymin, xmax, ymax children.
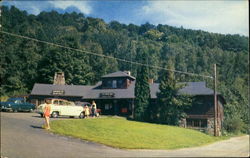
<box><xmin>91</xmin><ymin>101</ymin><xmax>97</xmax><ymax>117</ymax></box>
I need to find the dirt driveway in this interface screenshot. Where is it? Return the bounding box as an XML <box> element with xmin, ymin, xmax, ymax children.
<box><xmin>1</xmin><ymin>112</ymin><xmax>249</xmax><ymax>157</ymax></box>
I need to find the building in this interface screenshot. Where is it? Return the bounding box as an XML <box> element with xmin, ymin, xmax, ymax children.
<box><xmin>178</xmin><ymin>82</ymin><xmax>225</xmax><ymax>135</ymax></box>
<box><xmin>30</xmin><ymin>71</ymin><xmax>225</xmax><ymax>135</ymax></box>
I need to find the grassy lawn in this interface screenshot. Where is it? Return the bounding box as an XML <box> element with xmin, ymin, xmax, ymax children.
<box><xmin>50</xmin><ymin>117</ymin><xmax>224</xmax><ymax>149</ymax></box>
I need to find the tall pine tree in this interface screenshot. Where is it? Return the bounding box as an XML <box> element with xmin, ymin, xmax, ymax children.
<box><xmin>134</xmin><ymin>47</ymin><xmax>151</xmax><ymax>121</ymax></box>
<box><xmin>157</xmin><ymin>59</ymin><xmax>192</xmax><ymax>125</ymax></box>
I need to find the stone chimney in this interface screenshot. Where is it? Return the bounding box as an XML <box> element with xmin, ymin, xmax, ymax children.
<box><xmin>53</xmin><ymin>72</ymin><xmax>65</xmax><ymax>85</ymax></box>
<box><xmin>124</xmin><ymin>71</ymin><xmax>131</xmax><ymax>76</ymax></box>
<box><xmin>148</xmin><ymin>79</ymin><xmax>154</xmax><ymax>84</ymax></box>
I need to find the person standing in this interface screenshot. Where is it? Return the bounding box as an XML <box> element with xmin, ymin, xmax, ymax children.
<box><xmin>84</xmin><ymin>105</ymin><xmax>90</xmax><ymax>118</ymax></box>
<box><xmin>43</xmin><ymin>99</ymin><xmax>51</xmax><ymax>130</ymax></box>
<box><xmin>91</xmin><ymin>101</ymin><xmax>97</xmax><ymax>117</ymax></box>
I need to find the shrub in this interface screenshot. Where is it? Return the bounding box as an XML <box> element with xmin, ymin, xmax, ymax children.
<box><xmin>223</xmin><ymin>116</ymin><xmax>245</xmax><ymax>134</ymax></box>
<box><xmin>0</xmin><ymin>95</ymin><xmax>9</xmax><ymax>102</ymax></box>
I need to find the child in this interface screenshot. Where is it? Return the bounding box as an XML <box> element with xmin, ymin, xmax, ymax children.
<box><xmin>84</xmin><ymin>105</ymin><xmax>90</xmax><ymax>118</ymax></box>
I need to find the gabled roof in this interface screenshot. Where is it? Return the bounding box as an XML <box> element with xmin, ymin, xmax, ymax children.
<box><xmin>83</xmin><ymin>81</ymin><xmax>159</xmax><ymax>99</ymax></box>
<box><xmin>31</xmin><ymin>83</ymin><xmax>93</xmax><ymax>97</ymax></box>
<box><xmin>30</xmin><ymin>79</ymin><xmax>224</xmax><ymax>101</ymax></box>
<box><xmin>178</xmin><ymin>82</ymin><xmax>215</xmax><ymax>95</ymax></box>
<box><xmin>101</xmin><ymin>71</ymin><xmax>135</xmax><ymax>80</ymax></box>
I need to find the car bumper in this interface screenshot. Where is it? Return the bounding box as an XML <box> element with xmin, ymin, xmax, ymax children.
<box><xmin>36</xmin><ymin>108</ymin><xmax>44</xmax><ymax>112</ymax></box>
<box><xmin>36</xmin><ymin>111</ymin><xmax>44</xmax><ymax>114</ymax></box>
<box><xmin>1</xmin><ymin>107</ymin><xmax>12</xmax><ymax>111</ymax></box>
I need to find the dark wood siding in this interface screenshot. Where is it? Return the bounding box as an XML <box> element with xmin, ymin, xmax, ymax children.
<box><xmin>101</xmin><ymin>77</ymin><xmax>132</xmax><ymax>89</ymax></box>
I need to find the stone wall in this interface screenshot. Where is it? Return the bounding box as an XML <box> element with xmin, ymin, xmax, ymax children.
<box><xmin>206</xmin><ymin>117</ymin><xmax>215</xmax><ymax>135</ymax></box>
<box><xmin>204</xmin><ymin>117</ymin><xmax>222</xmax><ymax>136</ymax></box>
<box><xmin>180</xmin><ymin>117</ymin><xmax>222</xmax><ymax>136</ymax></box>
<box><xmin>179</xmin><ymin>118</ymin><xmax>186</xmax><ymax>128</ymax></box>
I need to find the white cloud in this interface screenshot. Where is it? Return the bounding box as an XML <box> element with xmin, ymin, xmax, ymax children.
<box><xmin>3</xmin><ymin>1</ymin><xmax>92</xmax><ymax>15</ymax></box>
<box><xmin>140</xmin><ymin>1</ymin><xmax>249</xmax><ymax>36</ymax></box>
<box><xmin>49</xmin><ymin>1</ymin><xmax>92</xmax><ymax>15</ymax></box>
<box><xmin>30</xmin><ymin>5</ymin><xmax>42</xmax><ymax>15</ymax></box>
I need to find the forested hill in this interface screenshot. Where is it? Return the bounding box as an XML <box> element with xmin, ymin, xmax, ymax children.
<box><xmin>0</xmin><ymin>6</ymin><xmax>249</xmax><ymax>125</ymax></box>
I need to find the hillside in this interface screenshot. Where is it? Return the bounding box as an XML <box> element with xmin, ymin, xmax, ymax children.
<box><xmin>0</xmin><ymin>6</ymin><xmax>249</xmax><ymax>129</ymax></box>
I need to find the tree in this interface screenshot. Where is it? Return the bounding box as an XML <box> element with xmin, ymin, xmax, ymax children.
<box><xmin>37</xmin><ymin>48</ymin><xmax>92</xmax><ymax>85</ymax></box>
<box><xmin>144</xmin><ymin>29</ymin><xmax>163</xmax><ymax>40</ymax></box>
<box><xmin>1</xmin><ymin>6</ymin><xmax>248</xmax><ymax>131</ymax></box>
<box><xmin>134</xmin><ymin>47</ymin><xmax>151</xmax><ymax>121</ymax></box>
<box><xmin>157</xmin><ymin>59</ymin><xmax>192</xmax><ymax>125</ymax></box>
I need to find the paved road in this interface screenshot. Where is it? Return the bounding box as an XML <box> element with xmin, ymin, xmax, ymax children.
<box><xmin>1</xmin><ymin>112</ymin><xmax>249</xmax><ymax>157</ymax></box>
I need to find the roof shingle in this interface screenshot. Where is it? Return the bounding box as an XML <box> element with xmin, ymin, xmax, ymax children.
<box><xmin>30</xmin><ymin>71</ymin><xmax>220</xmax><ymax>99</ymax></box>
<box><xmin>101</xmin><ymin>71</ymin><xmax>135</xmax><ymax>80</ymax></box>
<box><xmin>30</xmin><ymin>82</ymin><xmax>217</xmax><ymax>99</ymax></box>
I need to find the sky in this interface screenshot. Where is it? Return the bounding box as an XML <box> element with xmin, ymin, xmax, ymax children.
<box><xmin>2</xmin><ymin>0</ymin><xmax>249</xmax><ymax>36</ymax></box>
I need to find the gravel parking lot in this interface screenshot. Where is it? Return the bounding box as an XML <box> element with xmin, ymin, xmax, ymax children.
<box><xmin>1</xmin><ymin>112</ymin><xmax>249</xmax><ymax>157</ymax></box>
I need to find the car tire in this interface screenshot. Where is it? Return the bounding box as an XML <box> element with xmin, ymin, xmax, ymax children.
<box><xmin>79</xmin><ymin>112</ymin><xmax>85</xmax><ymax>119</ymax></box>
<box><xmin>51</xmin><ymin>111</ymin><xmax>59</xmax><ymax>118</ymax></box>
<box><xmin>40</xmin><ymin>114</ymin><xmax>43</xmax><ymax>117</ymax></box>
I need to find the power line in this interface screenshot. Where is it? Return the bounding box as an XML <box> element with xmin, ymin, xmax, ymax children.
<box><xmin>0</xmin><ymin>30</ymin><xmax>213</xmax><ymax>79</ymax></box>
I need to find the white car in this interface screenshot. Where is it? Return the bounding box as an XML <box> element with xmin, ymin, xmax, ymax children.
<box><xmin>37</xmin><ymin>98</ymin><xmax>84</xmax><ymax>118</ymax></box>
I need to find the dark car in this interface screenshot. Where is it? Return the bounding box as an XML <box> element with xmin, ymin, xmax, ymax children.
<box><xmin>0</xmin><ymin>97</ymin><xmax>35</xmax><ymax>112</ymax></box>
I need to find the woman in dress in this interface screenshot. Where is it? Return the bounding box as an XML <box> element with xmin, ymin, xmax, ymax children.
<box><xmin>43</xmin><ymin>99</ymin><xmax>51</xmax><ymax>130</ymax></box>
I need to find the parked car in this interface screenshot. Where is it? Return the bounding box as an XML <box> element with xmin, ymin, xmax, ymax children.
<box><xmin>37</xmin><ymin>98</ymin><xmax>84</xmax><ymax>118</ymax></box>
<box><xmin>0</xmin><ymin>97</ymin><xmax>35</xmax><ymax>112</ymax></box>
<box><xmin>75</xmin><ymin>101</ymin><xmax>92</xmax><ymax>107</ymax></box>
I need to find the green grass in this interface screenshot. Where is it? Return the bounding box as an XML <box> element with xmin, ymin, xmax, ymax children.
<box><xmin>50</xmin><ymin>117</ymin><xmax>225</xmax><ymax>149</ymax></box>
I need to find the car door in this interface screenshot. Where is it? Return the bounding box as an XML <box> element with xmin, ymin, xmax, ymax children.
<box><xmin>66</xmin><ymin>101</ymin><xmax>80</xmax><ymax>116</ymax></box>
<box><xmin>11</xmin><ymin>100</ymin><xmax>19</xmax><ymax>111</ymax></box>
<box><xmin>21</xmin><ymin>100</ymin><xmax>29</xmax><ymax>111</ymax></box>
<box><xmin>17</xmin><ymin>99</ymin><xmax>25</xmax><ymax>111</ymax></box>
<box><xmin>58</xmin><ymin>100</ymin><xmax>68</xmax><ymax>116</ymax></box>
<box><xmin>52</xmin><ymin>99</ymin><xmax>60</xmax><ymax>115</ymax></box>
<box><xmin>64</xmin><ymin>101</ymin><xmax>77</xmax><ymax>116</ymax></box>
<box><xmin>24</xmin><ymin>98</ymin><xmax>33</xmax><ymax>110</ymax></box>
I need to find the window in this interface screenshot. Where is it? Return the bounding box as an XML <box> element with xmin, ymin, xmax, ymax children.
<box><xmin>112</xmin><ymin>80</ymin><xmax>117</xmax><ymax>88</ymax></box>
<box><xmin>105</xmin><ymin>104</ymin><xmax>112</xmax><ymax>110</ymax></box>
<box><xmin>121</xmin><ymin>108</ymin><xmax>128</xmax><ymax>113</ymax></box>
<box><xmin>117</xmin><ymin>79</ymin><xmax>123</xmax><ymax>88</ymax></box>
<box><xmin>187</xmin><ymin>119</ymin><xmax>207</xmax><ymax>128</ymax></box>
<box><xmin>65</xmin><ymin>101</ymin><xmax>71</xmax><ymax>106</ymax></box>
<box><xmin>107</xmin><ymin>80</ymin><xmax>112</xmax><ymax>88</ymax></box>
<box><xmin>53</xmin><ymin>100</ymin><xmax>59</xmax><ymax>105</ymax></box>
<box><xmin>59</xmin><ymin>100</ymin><xmax>65</xmax><ymax>106</ymax></box>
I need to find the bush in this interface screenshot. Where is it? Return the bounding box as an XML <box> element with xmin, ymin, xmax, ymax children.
<box><xmin>223</xmin><ymin>116</ymin><xmax>246</xmax><ymax>134</ymax></box>
<box><xmin>0</xmin><ymin>95</ymin><xmax>9</xmax><ymax>102</ymax></box>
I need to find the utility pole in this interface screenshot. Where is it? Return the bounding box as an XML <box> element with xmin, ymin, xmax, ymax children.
<box><xmin>0</xmin><ymin>7</ymin><xmax>2</xmax><ymax>29</ymax></box>
<box><xmin>214</xmin><ymin>64</ymin><xmax>218</xmax><ymax>136</ymax></box>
